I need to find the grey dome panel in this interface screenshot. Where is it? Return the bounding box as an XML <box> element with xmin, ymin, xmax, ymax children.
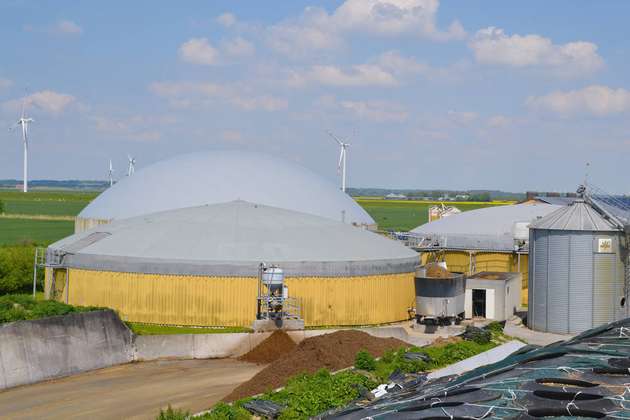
<box><xmin>78</xmin><ymin>151</ymin><xmax>375</xmax><ymax>227</ymax></box>
<box><xmin>53</xmin><ymin>201</ymin><xmax>417</xmax><ymax>276</ymax></box>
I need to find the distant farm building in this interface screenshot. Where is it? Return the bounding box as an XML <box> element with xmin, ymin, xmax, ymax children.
<box><xmin>385</xmin><ymin>193</ymin><xmax>407</xmax><ymax>200</ymax></box>
<box><xmin>46</xmin><ymin>201</ymin><xmax>418</xmax><ymax>327</ymax></box>
<box><xmin>410</xmin><ymin>203</ymin><xmax>560</xmax><ymax>305</ymax></box>
<box><xmin>428</xmin><ymin>203</ymin><xmax>461</xmax><ymax>222</ymax></box>
<box><xmin>75</xmin><ymin>151</ymin><xmax>376</xmax><ymax>232</ymax></box>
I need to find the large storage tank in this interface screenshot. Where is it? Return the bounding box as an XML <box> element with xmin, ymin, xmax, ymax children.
<box><xmin>528</xmin><ymin>199</ymin><xmax>627</xmax><ymax>334</ymax></box>
<box><xmin>46</xmin><ymin>200</ymin><xmax>417</xmax><ymax>328</ymax></box>
<box><xmin>414</xmin><ymin>264</ymin><xmax>466</xmax><ymax>325</ymax></box>
<box><xmin>76</xmin><ymin>150</ymin><xmax>376</xmax><ymax>232</ymax></box>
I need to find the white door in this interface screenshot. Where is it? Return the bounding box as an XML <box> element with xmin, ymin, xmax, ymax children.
<box><xmin>486</xmin><ymin>289</ymin><xmax>495</xmax><ymax>319</ymax></box>
<box><xmin>465</xmin><ymin>289</ymin><xmax>472</xmax><ymax>318</ymax></box>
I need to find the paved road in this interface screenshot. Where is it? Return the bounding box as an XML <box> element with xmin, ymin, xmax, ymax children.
<box><xmin>0</xmin><ymin>359</ymin><xmax>264</xmax><ymax>420</ymax></box>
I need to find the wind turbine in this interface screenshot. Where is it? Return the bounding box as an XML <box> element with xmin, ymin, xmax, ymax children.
<box><xmin>127</xmin><ymin>155</ymin><xmax>136</xmax><ymax>176</ymax></box>
<box><xmin>108</xmin><ymin>159</ymin><xmax>114</xmax><ymax>186</ymax></box>
<box><xmin>326</xmin><ymin>131</ymin><xmax>349</xmax><ymax>193</ymax></box>
<box><xmin>8</xmin><ymin>98</ymin><xmax>34</xmax><ymax>193</ymax></box>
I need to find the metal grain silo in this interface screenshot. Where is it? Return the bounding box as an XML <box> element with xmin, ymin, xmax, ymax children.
<box><xmin>528</xmin><ymin>198</ymin><xmax>626</xmax><ymax>334</ymax></box>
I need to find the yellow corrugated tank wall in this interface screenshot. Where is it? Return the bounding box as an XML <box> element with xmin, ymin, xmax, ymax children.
<box><xmin>421</xmin><ymin>251</ymin><xmax>529</xmax><ymax>305</ymax></box>
<box><xmin>51</xmin><ymin>269</ymin><xmax>415</xmax><ymax>327</ymax></box>
<box><xmin>74</xmin><ymin>217</ymin><xmax>111</xmax><ymax>234</ymax></box>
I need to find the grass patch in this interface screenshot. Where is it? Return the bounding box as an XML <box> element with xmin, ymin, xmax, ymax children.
<box><xmin>0</xmin><ymin>190</ymin><xmax>96</xmax><ymax>217</ymax></box>
<box><xmin>125</xmin><ymin>322</ymin><xmax>252</xmax><ymax>335</ymax></box>
<box><xmin>0</xmin><ymin>294</ymin><xmax>106</xmax><ymax>324</ymax></box>
<box><xmin>355</xmin><ymin>199</ymin><xmax>507</xmax><ymax>231</ymax></box>
<box><xmin>0</xmin><ymin>218</ymin><xmax>74</xmax><ymax>245</ymax></box>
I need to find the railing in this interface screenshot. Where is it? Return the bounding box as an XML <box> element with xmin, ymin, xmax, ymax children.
<box><xmin>256</xmin><ymin>296</ymin><xmax>302</xmax><ymax>320</ymax></box>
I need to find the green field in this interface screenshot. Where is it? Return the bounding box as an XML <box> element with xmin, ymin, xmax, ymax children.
<box><xmin>0</xmin><ymin>218</ymin><xmax>75</xmax><ymax>245</ymax></box>
<box><xmin>0</xmin><ymin>190</ymin><xmax>96</xmax><ymax>217</ymax></box>
<box><xmin>0</xmin><ymin>190</ymin><xmax>514</xmax><ymax>245</ymax></box>
<box><xmin>357</xmin><ymin>199</ymin><xmax>510</xmax><ymax>231</ymax></box>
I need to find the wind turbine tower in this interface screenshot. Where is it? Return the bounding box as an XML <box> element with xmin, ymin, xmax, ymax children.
<box><xmin>9</xmin><ymin>99</ymin><xmax>34</xmax><ymax>193</ymax></box>
<box><xmin>327</xmin><ymin>131</ymin><xmax>350</xmax><ymax>193</ymax></box>
<box><xmin>127</xmin><ymin>155</ymin><xmax>136</xmax><ymax>176</ymax></box>
<box><xmin>108</xmin><ymin>159</ymin><xmax>114</xmax><ymax>187</ymax></box>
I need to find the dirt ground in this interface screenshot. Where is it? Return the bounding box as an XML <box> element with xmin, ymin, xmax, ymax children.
<box><xmin>0</xmin><ymin>359</ymin><xmax>264</xmax><ymax>420</ymax></box>
<box><xmin>225</xmin><ymin>330</ymin><xmax>408</xmax><ymax>401</ymax></box>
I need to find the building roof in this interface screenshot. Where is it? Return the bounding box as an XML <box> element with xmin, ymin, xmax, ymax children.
<box><xmin>468</xmin><ymin>271</ymin><xmax>520</xmax><ymax>281</ymax></box>
<box><xmin>534</xmin><ymin>195</ymin><xmax>577</xmax><ymax>206</ymax></box>
<box><xmin>410</xmin><ymin>203</ymin><xmax>560</xmax><ymax>251</ymax></box>
<box><xmin>53</xmin><ymin>201</ymin><xmax>417</xmax><ymax>277</ymax></box>
<box><xmin>530</xmin><ymin>199</ymin><xmax>620</xmax><ymax>232</ymax></box>
<box><xmin>78</xmin><ymin>150</ymin><xmax>375</xmax><ymax>227</ymax></box>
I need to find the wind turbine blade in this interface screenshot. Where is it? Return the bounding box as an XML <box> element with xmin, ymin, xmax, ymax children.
<box><xmin>337</xmin><ymin>148</ymin><xmax>344</xmax><ymax>172</ymax></box>
<box><xmin>327</xmin><ymin>130</ymin><xmax>343</xmax><ymax>146</ymax></box>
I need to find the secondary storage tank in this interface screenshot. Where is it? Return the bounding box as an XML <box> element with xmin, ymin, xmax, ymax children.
<box><xmin>528</xmin><ymin>199</ymin><xmax>626</xmax><ymax>334</ymax></box>
<box><xmin>414</xmin><ymin>263</ymin><xmax>466</xmax><ymax>325</ymax></box>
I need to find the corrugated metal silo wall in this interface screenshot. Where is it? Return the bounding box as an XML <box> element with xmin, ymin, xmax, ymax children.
<box><xmin>593</xmin><ymin>235</ymin><xmax>624</xmax><ymax>326</ymax></box>
<box><xmin>530</xmin><ymin>230</ymin><xmax>624</xmax><ymax>334</ymax></box>
<box><xmin>547</xmin><ymin>231</ymin><xmax>570</xmax><ymax>333</ymax></box>
<box><xmin>530</xmin><ymin>229</ymin><xmax>548</xmax><ymax>332</ymax></box>
<box><xmin>568</xmin><ymin>234</ymin><xmax>593</xmax><ymax>333</ymax></box>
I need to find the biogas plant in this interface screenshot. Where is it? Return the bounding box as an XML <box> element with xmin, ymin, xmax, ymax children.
<box><xmin>43</xmin><ymin>150</ymin><xmax>630</xmax><ymax>334</ymax></box>
<box><xmin>45</xmin><ymin>151</ymin><xmax>416</xmax><ymax>328</ymax></box>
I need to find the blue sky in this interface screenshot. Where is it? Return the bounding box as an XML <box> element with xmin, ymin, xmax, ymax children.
<box><xmin>1</xmin><ymin>0</ymin><xmax>629</xmax><ymax>193</ymax></box>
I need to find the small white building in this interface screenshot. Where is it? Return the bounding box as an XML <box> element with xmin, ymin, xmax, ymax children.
<box><xmin>465</xmin><ymin>272</ymin><xmax>521</xmax><ymax>321</ymax></box>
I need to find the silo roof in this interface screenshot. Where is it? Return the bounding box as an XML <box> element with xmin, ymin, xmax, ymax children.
<box><xmin>52</xmin><ymin>201</ymin><xmax>417</xmax><ymax>277</ymax></box>
<box><xmin>410</xmin><ymin>203</ymin><xmax>560</xmax><ymax>251</ymax></box>
<box><xmin>78</xmin><ymin>150</ymin><xmax>375</xmax><ymax>227</ymax></box>
<box><xmin>530</xmin><ymin>198</ymin><xmax>620</xmax><ymax>231</ymax></box>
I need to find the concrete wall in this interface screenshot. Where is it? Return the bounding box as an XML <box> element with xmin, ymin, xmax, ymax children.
<box><xmin>0</xmin><ymin>311</ymin><xmax>425</xmax><ymax>390</ymax></box>
<box><xmin>134</xmin><ymin>332</ymin><xmax>273</xmax><ymax>360</ymax></box>
<box><xmin>0</xmin><ymin>310</ymin><xmax>133</xmax><ymax>390</ymax></box>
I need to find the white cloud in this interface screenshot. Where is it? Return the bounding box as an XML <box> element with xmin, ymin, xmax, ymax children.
<box><xmin>526</xmin><ymin>85</ymin><xmax>630</xmax><ymax>117</ymax></box>
<box><xmin>150</xmin><ymin>81</ymin><xmax>288</xmax><ymax>112</ymax></box>
<box><xmin>222</xmin><ymin>37</ymin><xmax>255</xmax><ymax>57</ymax></box>
<box><xmin>0</xmin><ymin>78</ymin><xmax>12</xmax><ymax>91</ymax></box>
<box><xmin>447</xmin><ymin>110</ymin><xmax>478</xmax><ymax>125</ymax></box>
<box><xmin>231</xmin><ymin>95</ymin><xmax>288</xmax><ymax>111</ymax></box>
<box><xmin>333</xmin><ymin>0</ymin><xmax>465</xmax><ymax>40</ymax></box>
<box><xmin>317</xmin><ymin>95</ymin><xmax>407</xmax><ymax>122</ymax></box>
<box><xmin>3</xmin><ymin>90</ymin><xmax>76</xmax><ymax>115</ymax></box>
<box><xmin>266</xmin><ymin>7</ymin><xmax>342</xmax><ymax>57</ymax></box>
<box><xmin>289</xmin><ymin>64</ymin><xmax>397</xmax><ymax>87</ymax></box>
<box><xmin>179</xmin><ymin>38</ymin><xmax>219</xmax><ymax>66</ymax></box>
<box><xmin>266</xmin><ymin>0</ymin><xmax>464</xmax><ymax>57</ymax></box>
<box><xmin>55</xmin><ymin>20</ymin><xmax>82</xmax><ymax>35</ymax></box>
<box><xmin>217</xmin><ymin>13</ymin><xmax>237</xmax><ymax>27</ymax></box>
<box><xmin>221</xmin><ymin>130</ymin><xmax>243</xmax><ymax>142</ymax></box>
<box><xmin>470</xmin><ymin>27</ymin><xmax>603</xmax><ymax>76</ymax></box>
<box><xmin>340</xmin><ymin>99</ymin><xmax>408</xmax><ymax>122</ymax></box>
<box><xmin>92</xmin><ymin>115</ymin><xmax>176</xmax><ymax>142</ymax></box>
<box><xmin>375</xmin><ymin>51</ymin><xmax>431</xmax><ymax>75</ymax></box>
<box><xmin>487</xmin><ymin>115</ymin><xmax>512</xmax><ymax>128</ymax></box>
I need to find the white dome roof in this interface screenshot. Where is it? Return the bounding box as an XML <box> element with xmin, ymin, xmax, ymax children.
<box><xmin>57</xmin><ymin>201</ymin><xmax>416</xmax><ymax>276</ymax></box>
<box><xmin>411</xmin><ymin>203</ymin><xmax>561</xmax><ymax>251</ymax></box>
<box><xmin>79</xmin><ymin>151</ymin><xmax>375</xmax><ymax>227</ymax></box>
